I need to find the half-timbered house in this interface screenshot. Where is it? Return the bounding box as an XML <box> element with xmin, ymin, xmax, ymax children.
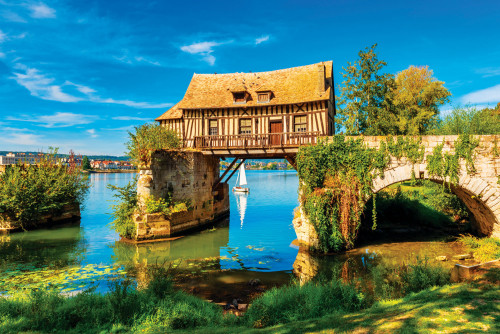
<box><xmin>156</xmin><ymin>61</ymin><xmax>335</xmax><ymax>160</ymax></box>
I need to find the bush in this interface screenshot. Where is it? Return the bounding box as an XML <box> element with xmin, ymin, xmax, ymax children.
<box><xmin>244</xmin><ymin>279</ymin><xmax>364</xmax><ymax>327</ymax></box>
<box><xmin>126</xmin><ymin>123</ymin><xmax>181</xmax><ymax>167</ymax></box>
<box><xmin>458</xmin><ymin>235</ymin><xmax>500</xmax><ymax>262</ymax></box>
<box><xmin>107</xmin><ymin>177</ymin><xmax>138</xmax><ymax>239</ymax></box>
<box><xmin>0</xmin><ymin>150</ymin><xmax>90</xmax><ymax>229</ymax></box>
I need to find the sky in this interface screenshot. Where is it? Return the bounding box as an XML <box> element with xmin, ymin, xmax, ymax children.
<box><xmin>0</xmin><ymin>0</ymin><xmax>499</xmax><ymax>156</ymax></box>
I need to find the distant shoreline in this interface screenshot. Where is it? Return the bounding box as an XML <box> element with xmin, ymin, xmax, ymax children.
<box><xmin>85</xmin><ymin>170</ymin><xmax>139</xmax><ymax>174</ymax></box>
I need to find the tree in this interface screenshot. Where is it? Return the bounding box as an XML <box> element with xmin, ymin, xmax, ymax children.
<box><xmin>126</xmin><ymin>123</ymin><xmax>181</xmax><ymax>167</ymax></box>
<box><xmin>336</xmin><ymin>44</ymin><xmax>397</xmax><ymax>135</ymax></box>
<box><xmin>82</xmin><ymin>156</ymin><xmax>91</xmax><ymax>170</ymax></box>
<box><xmin>393</xmin><ymin>65</ymin><xmax>451</xmax><ymax>134</ymax></box>
<box><xmin>433</xmin><ymin>105</ymin><xmax>500</xmax><ymax>135</ymax></box>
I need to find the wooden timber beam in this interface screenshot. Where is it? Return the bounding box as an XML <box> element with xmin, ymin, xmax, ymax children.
<box><xmin>284</xmin><ymin>155</ymin><xmax>297</xmax><ymax>170</ymax></box>
<box><xmin>223</xmin><ymin>158</ymin><xmax>246</xmax><ymax>184</ymax></box>
<box><xmin>212</xmin><ymin>158</ymin><xmax>238</xmax><ymax>190</ymax></box>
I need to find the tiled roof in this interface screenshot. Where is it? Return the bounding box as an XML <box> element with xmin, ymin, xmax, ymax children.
<box><xmin>156</xmin><ymin>61</ymin><xmax>332</xmax><ymax>120</ymax></box>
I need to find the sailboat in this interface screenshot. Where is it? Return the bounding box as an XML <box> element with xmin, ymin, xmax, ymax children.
<box><xmin>233</xmin><ymin>164</ymin><xmax>250</xmax><ymax>193</ymax></box>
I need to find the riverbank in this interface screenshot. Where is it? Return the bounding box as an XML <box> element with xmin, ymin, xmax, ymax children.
<box><xmin>187</xmin><ymin>282</ymin><xmax>499</xmax><ymax>334</ymax></box>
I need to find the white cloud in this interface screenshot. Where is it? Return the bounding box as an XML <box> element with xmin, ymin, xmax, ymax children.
<box><xmin>103</xmin><ymin>125</ymin><xmax>136</xmax><ymax>131</ymax></box>
<box><xmin>7</xmin><ymin>112</ymin><xmax>99</xmax><ymax>128</ymax></box>
<box><xmin>476</xmin><ymin>67</ymin><xmax>500</xmax><ymax>78</ymax></box>
<box><xmin>1</xmin><ymin>128</ymin><xmax>42</xmax><ymax>145</ymax></box>
<box><xmin>0</xmin><ymin>52</ymin><xmax>5</xmax><ymax>59</ymax></box>
<box><xmin>28</xmin><ymin>2</ymin><xmax>56</xmax><ymax>19</ymax></box>
<box><xmin>461</xmin><ymin>84</ymin><xmax>500</xmax><ymax>104</ymax></box>
<box><xmin>12</xmin><ymin>66</ymin><xmax>82</xmax><ymax>102</ymax></box>
<box><xmin>0</xmin><ymin>30</ymin><xmax>7</xmax><ymax>43</ymax></box>
<box><xmin>114</xmin><ymin>54</ymin><xmax>161</xmax><ymax>67</ymax></box>
<box><xmin>11</xmin><ymin>64</ymin><xmax>172</xmax><ymax>108</ymax></box>
<box><xmin>1</xmin><ymin>10</ymin><xmax>27</xmax><ymax>23</ymax></box>
<box><xmin>255</xmin><ymin>35</ymin><xmax>269</xmax><ymax>45</ymax></box>
<box><xmin>86</xmin><ymin>129</ymin><xmax>98</xmax><ymax>138</ymax></box>
<box><xmin>180</xmin><ymin>41</ymin><xmax>225</xmax><ymax>66</ymax></box>
<box><xmin>112</xmin><ymin>116</ymin><xmax>152</xmax><ymax>121</ymax></box>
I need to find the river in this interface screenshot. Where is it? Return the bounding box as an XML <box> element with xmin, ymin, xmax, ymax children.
<box><xmin>0</xmin><ymin>171</ymin><xmax>467</xmax><ymax>302</ymax></box>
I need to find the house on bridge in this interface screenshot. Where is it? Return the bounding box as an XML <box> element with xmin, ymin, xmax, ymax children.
<box><xmin>156</xmin><ymin>61</ymin><xmax>335</xmax><ymax>161</ymax></box>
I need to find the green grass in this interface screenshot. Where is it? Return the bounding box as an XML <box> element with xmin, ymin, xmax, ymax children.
<box><xmin>0</xmin><ymin>261</ymin><xmax>495</xmax><ymax>333</ymax></box>
<box><xmin>458</xmin><ymin>235</ymin><xmax>500</xmax><ymax>262</ymax></box>
<box><xmin>179</xmin><ymin>283</ymin><xmax>499</xmax><ymax>334</ymax></box>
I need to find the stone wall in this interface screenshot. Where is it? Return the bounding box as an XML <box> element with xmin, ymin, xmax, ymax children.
<box><xmin>295</xmin><ymin>135</ymin><xmax>500</xmax><ymax>250</ymax></box>
<box><xmin>134</xmin><ymin>150</ymin><xmax>229</xmax><ymax>241</ymax></box>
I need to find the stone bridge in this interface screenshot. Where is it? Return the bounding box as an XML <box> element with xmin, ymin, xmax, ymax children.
<box><xmin>294</xmin><ymin>135</ymin><xmax>500</xmax><ymax>249</ymax></box>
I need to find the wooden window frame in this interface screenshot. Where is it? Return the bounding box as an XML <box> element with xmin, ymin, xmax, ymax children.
<box><xmin>209</xmin><ymin>119</ymin><xmax>218</xmax><ymax>136</ymax></box>
<box><xmin>239</xmin><ymin>118</ymin><xmax>252</xmax><ymax>134</ymax></box>
<box><xmin>294</xmin><ymin>115</ymin><xmax>307</xmax><ymax>132</ymax></box>
<box><xmin>233</xmin><ymin>92</ymin><xmax>247</xmax><ymax>104</ymax></box>
<box><xmin>257</xmin><ymin>92</ymin><xmax>271</xmax><ymax>103</ymax></box>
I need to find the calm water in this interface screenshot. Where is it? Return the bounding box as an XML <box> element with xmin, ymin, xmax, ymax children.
<box><xmin>0</xmin><ymin>171</ymin><xmax>466</xmax><ymax>299</ymax></box>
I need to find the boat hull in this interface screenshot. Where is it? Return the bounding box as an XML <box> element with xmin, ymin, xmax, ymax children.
<box><xmin>233</xmin><ymin>187</ymin><xmax>249</xmax><ymax>193</ymax></box>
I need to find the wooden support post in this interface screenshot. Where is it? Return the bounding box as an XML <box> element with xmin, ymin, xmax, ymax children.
<box><xmin>224</xmin><ymin>158</ymin><xmax>246</xmax><ymax>184</ymax></box>
<box><xmin>285</xmin><ymin>155</ymin><xmax>297</xmax><ymax>170</ymax></box>
<box><xmin>213</xmin><ymin>158</ymin><xmax>238</xmax><ymax>190</ymax></box>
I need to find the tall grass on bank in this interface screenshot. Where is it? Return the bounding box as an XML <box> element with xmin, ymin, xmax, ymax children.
<box><xmin>458</xmin><ymin>235</ymin><xmax>500</xmax><ymax>262</ymax></box>
<box><xmin>371</xmin><ymin>257</ymin><xmax>450</xmax><ymax>301</ymax></box>
<box><xmin>244</xmin><ymin>279</ymin><xmax>365</xmax><ymax>328</ymax></box>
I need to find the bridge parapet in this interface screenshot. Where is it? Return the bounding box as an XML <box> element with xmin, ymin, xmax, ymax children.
<box><xmin>356</xmin><ymin>135</ymin><xmax>500</xmax><ymax>238</ymax></box>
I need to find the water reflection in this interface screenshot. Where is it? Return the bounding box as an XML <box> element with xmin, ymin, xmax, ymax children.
<box><xmin>235</xmin><ymin>192</ymin><xmax>248</xmax><ymax>228</ymax></box>
<box><xmin>0</xmin><ymin>222</ymin><xmax>85</xmax><ymax>270</ymax></box>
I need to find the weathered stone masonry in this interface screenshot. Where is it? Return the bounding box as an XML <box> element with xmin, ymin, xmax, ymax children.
<box><xmin>134</xmin><ymin>150</ymin><xmax>229</xmax><ymax>241</ymax></box>
<box><xmin>294</xmin><ymin>135</ymin><xmax>500</xmax><ymax>249</ymax></box>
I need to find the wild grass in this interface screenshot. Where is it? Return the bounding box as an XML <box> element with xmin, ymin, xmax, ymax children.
<box><xmin>371</xmin><ymin>257</ymin><xmax>450</xmax><ymax>301</ymax></box>
<box><xmin>0</xmin><ymin>260</ymin><xmax>481</xmax><ymax>333</ymax></box>
<box><xmin>244</xmin><ymin>279</ymin><xmax>365</xmax><ymax>328</ymax></box>
<box><xmin>458</xmin><ymin>235</ymin><xmax>500</xmax><ymax>262</ymax></box>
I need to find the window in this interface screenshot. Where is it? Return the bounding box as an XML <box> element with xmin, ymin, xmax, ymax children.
<box><xmin>239</xmin><ymin>119</ymin><xmax>252</xmax><ymax>134</ymax></box>
<box><xmin>258</xmin><ymin>92</ymin><xmax>270</xmax><ymax>103</ymax></box>
<box><xmin>209</xmin><ymin>119</ymin><xmax>218</xmax><ymax>135</ymax></box>
<box><xmin>233</xmin><ymin>92</ymin><xmax>246</xmax><ymax>103</ymax></box>
<box><xmin>294</xmin><ymin>115</ymin><xmax>307</xmax><ymax>132</ymax></box>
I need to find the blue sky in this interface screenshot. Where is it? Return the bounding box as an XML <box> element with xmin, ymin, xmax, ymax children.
<box><xmin>0</xmin><ymin>0</ymin><xmax>499</xmax><ymax>156</ymax></box>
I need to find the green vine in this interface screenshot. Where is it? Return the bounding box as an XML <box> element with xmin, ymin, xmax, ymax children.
<box><xmin>427</xmin><ymin>134</ymin><xmax>479</xmax><ymax>186</ymax></box>
<box><xmin>297</xmin><ymin>134</ymin><xmax>479</xmax><ymax>253</ymax></box>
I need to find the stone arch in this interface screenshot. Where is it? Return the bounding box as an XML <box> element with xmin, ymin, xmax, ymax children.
<box><xmin>372</xmin><ymin>165</ymin><xmax>500</xmax><ymax>238</ymax></box>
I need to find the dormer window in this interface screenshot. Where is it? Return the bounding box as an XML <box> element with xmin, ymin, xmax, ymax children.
<box><xmin>233</xmin><ymin>92</ymin><xmax>247</xmax><ymax>103</ymax></box>
<box><xmin>258</xmin><ymin>92</ymin><xmax>270</xmax><ymax>103</ymax></box>
<box><xmin>256</xmin><ymin>88</ymin><xmax>272</xmax><ymax>103</ymax></box>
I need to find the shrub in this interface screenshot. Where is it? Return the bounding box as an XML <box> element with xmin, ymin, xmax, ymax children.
<box><xmin>244</xmin><ymin>279</ymin><xmax>364</xmax><ymax>327</ymax></box>
<box><xmin>0</xmin><ymin>150</ymin><xmax>90</xmax><ymax>229</ymax></box>
<box><xmin>107</xmin><ymin>177</ymin><xmax>138</xmax><ymax>239</ymax></box>
<box><xmin>126</xmin><ymin>123</ymin><xmax>181</xmax><ymax>167</ymax></box>
<box><xmin>458</xmin><ymin>235</ymin><xmax>500</xmax><ymax>262</ymax></box>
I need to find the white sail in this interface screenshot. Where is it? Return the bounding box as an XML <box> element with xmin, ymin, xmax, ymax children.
<box><xmin>239</xmin><ymin>164</ymin><xmax>247</xmax><ymax>186</ymax></box>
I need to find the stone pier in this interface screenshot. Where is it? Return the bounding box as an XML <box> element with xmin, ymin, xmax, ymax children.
<box><xmin>134</xmin><ymin>150</ymin><xmax>229</xmax><ymax>241</ymax></box>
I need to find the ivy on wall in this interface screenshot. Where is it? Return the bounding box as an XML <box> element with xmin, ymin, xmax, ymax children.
<box><xmin>297</xmin><ymin>134</ymin><xmax>479</xmax><ymax>253</ymax></box>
